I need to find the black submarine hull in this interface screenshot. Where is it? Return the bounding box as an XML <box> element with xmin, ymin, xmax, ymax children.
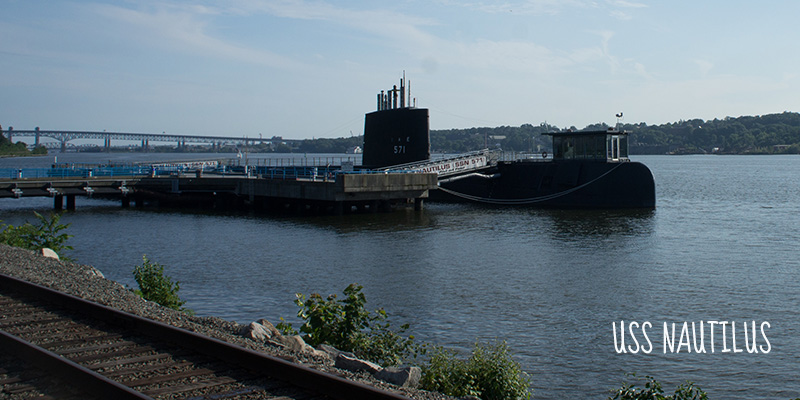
<box><xmin>435</xmin><ymin>159</ymin><xmax>656</xmax><ymax>209</ymax></box>
<box><xmin>362</xmin><ymin>76</ymin><xmax>655</xmax><ymax>209</ymax></box>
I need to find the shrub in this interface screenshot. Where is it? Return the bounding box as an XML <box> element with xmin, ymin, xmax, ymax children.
<box><xmin>133</xmin><ymin>255</ymin><xmax>191</xmax><ymax>314</ymax></box>
<box><xmin>278</xmin><ymin>284</ymin><xmax>533</xmax><ymax>399</ymax></box>
<box><xmin>277</xmin><ymin>283</ymin><xmax>420</xmax><ymax>367</ymax></box>
<box><xmin>0</xmin><ymin>212</ymin><xmax>73</xmax><ymax>259</ymax></box>
<box><xmin>420</xmin><ymin>340</ymin><xmax>532</xmax><ymax>400</ymax></box>
<box><xmin>609</xmin><ymin>374</ymin><xmax>709</xmax><ymax>400</ymax></box>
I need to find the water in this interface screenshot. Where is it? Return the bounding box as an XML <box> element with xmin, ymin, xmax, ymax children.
<box><xmin>2</xmin><ymin>154</ymin><xmax>799</xmax><ymax>399</ymax></box>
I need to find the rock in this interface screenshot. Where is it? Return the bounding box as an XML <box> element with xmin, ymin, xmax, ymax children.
<box><xmin>335</xmin><ymin>352</ymin><xmax>381</xmax><ymax>375</ymax></box>
<box><xmin>40</xmin><ymin>248</ymin><xmax>59</xmax><ymax>260</ymax></box>
<box><xmin>283</xmin><ymin>335</ymin><xmax>309</xmax><ymax>352</ymax></box>
<box><xmin>240</xmin><ymin>319</ymin><xmax>285</xmax><ymax>347</ymax></box>
<box><xmin>241</xmin><ymin>321</ymin><xmax>271</xmax><ymax>342</ymax></box>
<box><xmin>280</xmin><ymin>335</ymin><xmax>330</xmax><ymax>359</ymax></box>
<box><xmin>85</xmin><ymin>266</ymin><xmax>105</xmax><ymax>279</ymax></box>
<box><xmin>375</xmin><ymin>366</ymin><xmax>421</xmax><ymax>388</ymax></box>
<box><xmin>317</xmin><ymin>343</ymin><xmax>345</xmax><ymax>359</ymax></box>
<box><xmin>254</xmin><ymin>319</ymin><xmax>283</xmax><ymax>339</ymax></box>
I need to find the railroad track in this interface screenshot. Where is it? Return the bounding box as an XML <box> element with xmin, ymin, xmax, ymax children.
<box><xmin>0</xmin><ymin>273</ymin><xmax>413</xmax><ymax>400</ymax></box>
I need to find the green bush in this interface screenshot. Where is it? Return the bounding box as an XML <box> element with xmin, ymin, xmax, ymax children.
<box><xmin>609</xmin><ymin>374</ymin><xmax>708</xmax><ymax>400</ymax></box>
<box><xmin>420</xmin><ymin>341</ymin><xmax>532</xmax><ymax>400</ymax></box>
<box><xmin>0</xmin><ymin>212</ymin><xmax>73</xmax><ymax>259</ymax></box>
<box><xmin>277</xmin><ymin>283</ymin><xmax>419</xmax><ymax>367</ymax></box>
<box><xmin>133</xmin><ymin>255</ymin><xmax>191</xmax><ymax>314</ymax></box>
<box><xmin>278</xmin><ymin>283</ymin><xmax>532</xmax><ymax>400</ymax></box>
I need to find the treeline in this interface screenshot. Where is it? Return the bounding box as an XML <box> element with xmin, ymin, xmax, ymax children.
<box><xmin>0</xmin><ymin>125</ymin><xmax>47</xmax><ymax>156</ymax></box>
<box><xmin>430</xmin><ymin>112</ymin><xmax>800</xmax><ymax>155</ymax></box>
<box><xmin>284</xmin><ymin>111</ymin><xmax>800</xmax><ymax>155</ymax></box>
<box><xmin>431</xmin><ymin>123</ymin><xmax>558</xmax><ymax>154</ymax></box>
<box><xmin>7</xmin><ymin>113</ymin><xmax>800</xmax><ymax>155</ymax></box>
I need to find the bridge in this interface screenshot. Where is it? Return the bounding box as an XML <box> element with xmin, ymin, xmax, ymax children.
<box><xmin>1</xmin><ymin>127</ymin><xmax>300</xmax><ymax>152</ymax></box>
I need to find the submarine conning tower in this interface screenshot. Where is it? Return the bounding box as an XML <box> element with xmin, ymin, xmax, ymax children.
<box><xmin>362</xmin><ymin>75</ymin><xmax>431</xmax><ymax>169</ymax></box>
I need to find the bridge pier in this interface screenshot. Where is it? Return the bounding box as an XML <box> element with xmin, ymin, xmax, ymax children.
<box><xmin>54</xmin><ymin>195</ymin><xmax>63</xmax><ymax>211</ymax></box>
<box><xmin>66</xmin><ymin>195</ymin><xmax>76</xmax><ymax>211</ymax></box>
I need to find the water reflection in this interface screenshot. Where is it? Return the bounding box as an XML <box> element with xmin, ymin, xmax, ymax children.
<box><xmin>543</xmin><ymin>208</ymin><xmax>656</xmax><ymax>238</ymax></box>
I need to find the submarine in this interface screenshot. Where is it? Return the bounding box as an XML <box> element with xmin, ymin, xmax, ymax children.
<box><xmin>362</xmin><ymin>77</ymin><xmax>656</xmax><ymax>209</ymax></box>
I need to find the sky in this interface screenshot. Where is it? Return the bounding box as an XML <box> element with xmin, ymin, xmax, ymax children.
<box><xmin>2</xmin><ymin>0</ymin><xmax>799</xmax><ymax>140</ymax></box>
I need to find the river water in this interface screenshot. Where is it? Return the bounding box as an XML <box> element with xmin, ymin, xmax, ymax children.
<box><xmin>1</xmin><ymin>153</ymin><xmax>799</xmax><ymax>399</ymax></box>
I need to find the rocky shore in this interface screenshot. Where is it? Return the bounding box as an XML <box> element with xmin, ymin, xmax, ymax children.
<box><xmin>0</xmin><ymin>244</ymin><xmax>453</xmax><ymax>400</ymax></box>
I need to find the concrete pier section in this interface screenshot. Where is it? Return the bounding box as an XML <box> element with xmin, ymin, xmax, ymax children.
<box><xmin>1</xmin><ymin>170</ymin><xmax>438</xmax><ymax>214</ymax></box>
<box><xmin>132</xmin><ymin>172</ymin><xmax>438</xmax><ymax>214</ymax></box>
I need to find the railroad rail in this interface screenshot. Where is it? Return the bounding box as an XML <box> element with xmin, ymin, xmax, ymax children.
<box><xmin>0</xmin><ymin>273</ymin><xmax>413</xmax><ymax>400</ymax></box>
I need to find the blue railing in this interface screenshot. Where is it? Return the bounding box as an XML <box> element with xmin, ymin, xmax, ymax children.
<box><xmin>0</xmin><ymin>166</ymin><xmax>183</xmax><ymax>179</ymax></box>
<box><xmin>0</xmin><ymin>165</ymin><xmax>409</xmax><ymax>181</ymax></box>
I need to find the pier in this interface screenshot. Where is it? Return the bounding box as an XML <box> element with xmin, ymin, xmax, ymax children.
<box><xmin>0</xmin><ymin>166</ymin><xmax>438</xmax><ymax>215</ymax></box>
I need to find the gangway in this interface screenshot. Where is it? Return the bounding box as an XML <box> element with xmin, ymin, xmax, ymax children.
<box><xmin>378</xmin><ymin>149</ymin><xmax>500</xmax><ymax>178</ymax></box>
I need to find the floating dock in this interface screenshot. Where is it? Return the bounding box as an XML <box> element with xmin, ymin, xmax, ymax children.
<box><xmin>0</xmin><ymin>166</ymin><xmax>438</xmax><ymax>215</ymax></box>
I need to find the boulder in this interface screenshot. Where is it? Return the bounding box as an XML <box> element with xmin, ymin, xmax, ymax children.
<box><xmin>40</xmin><ymin>248</ymin><xmax>59</xmax><ymax>260</ymax></box>
<box><xmin>254</xmin><ymin>319</ymin><xmax>283</xmax><ymax>339</ymax></box>
<box><xmin>335</xmin><ymin>352</ymin><xmax>381</xmax><ymax>375</ymax></box>
<box><xmin>317</xmin><ymin>343</ymin><xmax>346</xmax><ymax>360</ymax></box>
<box><xmin>281</xmin><ymin>335</ymin><xmax>329</xmax><ymax>358</ymax></box>
<box><xmin>240</xmin><ymin>319</ymin><xmax>284</xmax><ymax>347</ymax></box>
<box><xmin>283</xmin><ymin>335</ymin><xmax>311</xmax><ymax>352</ymax></box>
<box><xmin>375</xmin><ymin>366</ymin><xmax>421</xmax><ymax>388</ymax></box>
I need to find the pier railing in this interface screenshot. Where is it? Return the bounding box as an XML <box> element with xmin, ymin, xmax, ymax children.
<box><xmin>0</xmin><ymin>165</ymin><xmax>412</xmax><ymax>181</ymax></box>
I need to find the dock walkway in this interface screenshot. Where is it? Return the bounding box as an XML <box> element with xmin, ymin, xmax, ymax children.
<box><xmin>0</xmin><ymin>166</ymin><xmax>438</xmax><ymax>214</ymax></box>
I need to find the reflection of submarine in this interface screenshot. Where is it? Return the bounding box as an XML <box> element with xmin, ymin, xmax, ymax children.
<box><xmin>362</xmin><ymin>77</ymin><xmax>656</xmax><ymax>209</ymax></box>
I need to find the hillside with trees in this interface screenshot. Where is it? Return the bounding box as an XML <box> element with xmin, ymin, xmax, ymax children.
<box><xmin>292</xmin><ymin>111</ymin><xmax>800</xmax><ymax>155</ymax></box>
<box><xmin>6</xmin><ymin>112</ymin><xmax>799</xmax><ymax>155</ymax></box>
<box><xmin>0</xmin><ymin>125</ymin><xmax>47</xmax><ymax>156</ymax></box>
<box><xmin>430</xmin><ymin>111</ymin><xmax>800</xmax><ymax>155</ymax></box>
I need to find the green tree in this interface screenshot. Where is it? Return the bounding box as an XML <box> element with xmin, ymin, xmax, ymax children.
<box><xmin>609</xmin><ymin>374</ymin><xmax>708</xmax><ymax>400</ymax></box>
<box><xmin>32</xmin><ymin>145</ymin><xmax>48</xmax><ymax>155</ymax></box>
<box><xmin>277</xmin><ymin>283</ymin><xmax>418</xmax><ymax>367</ymax></box>
<box><xmin>420</xmin><ymin>341</ymin><xmax>532</xmax><ymax>400</ymax></box>
<box><xmin>132</xmin><ymin>255</ymin><xmax>191</xmax><ymax>313</ymax></box>
<box><xmin>0</xmin><ymin>212</ymin><xmax>73</xmax><ymax>259</ymax></box>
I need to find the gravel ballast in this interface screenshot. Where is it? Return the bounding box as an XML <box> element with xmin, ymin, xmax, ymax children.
<box><xmin>0</xmin><ymin>244</ymin><xmax>453</xmax><ymax>400</ymax></box>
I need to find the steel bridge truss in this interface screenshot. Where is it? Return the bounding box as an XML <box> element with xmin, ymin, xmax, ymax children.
<box><xmin>2</xmin><ymin>128</ymin><xmax>290</xmax><ymax>152</ymax></box>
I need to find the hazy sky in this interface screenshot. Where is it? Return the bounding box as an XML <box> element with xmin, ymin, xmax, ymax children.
<box><xmin>2</xmin><ymin>1</ymin><xmax>799</xmax><ymax>139</ymax></box>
